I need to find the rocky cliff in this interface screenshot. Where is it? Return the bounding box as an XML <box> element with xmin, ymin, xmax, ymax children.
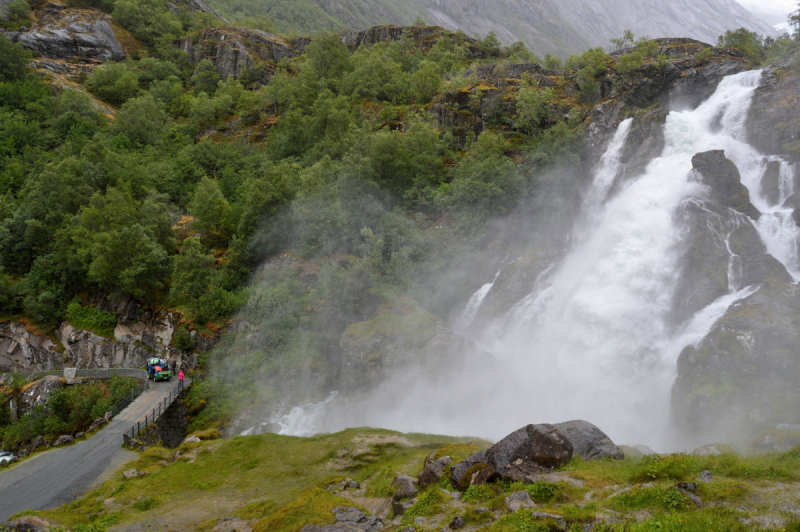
<box><xmin>2</xmin><ymin>5</ymin><xmax>129</xmax><ymax>62</ymax></box>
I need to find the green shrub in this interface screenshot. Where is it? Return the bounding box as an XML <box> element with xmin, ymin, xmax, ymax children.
<box><xmin>132</xmin><ymin>497</ymin><xmax>159</xmax><ymax>511</ymax></box>
<box><xmin>461</xmin><ymin>484</ymin><xmax>496</xmax><ymax>503</ymax></box>
<box><xmin>616</xmin><ymin>52</ymin><xmax>644</xmax><ymax>73</ymax></box>
<box><xmin>65</xmin><ymin>300</ymin><xmax>118</xmax><ymax>338</ymax></box>
<box><xmin>632</xmin><ymin>454</ymin><xmax>698</xmax><ymax>482</ymax></box>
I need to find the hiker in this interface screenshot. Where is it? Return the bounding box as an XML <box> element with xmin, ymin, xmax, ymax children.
<box><xmin>178</xmin><ymin>369</ymin><xmax>184</xmax><ymax>389</ymax></box>
<box><xmin>171</xmin><ymin>359</ymin><xmax>176</xmax><ymax>374</ymax></box>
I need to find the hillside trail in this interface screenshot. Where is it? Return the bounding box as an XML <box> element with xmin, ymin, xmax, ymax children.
<box><xmin>0</xmin><ymin>379</ymin><xmax>188</xmax><ymax>521</ymax></box>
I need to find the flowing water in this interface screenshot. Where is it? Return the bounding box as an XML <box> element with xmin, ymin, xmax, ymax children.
<box><xmin>271</xmin><ymin>70</ymin><xmax>800</xmax><ymax>447</ymax></box>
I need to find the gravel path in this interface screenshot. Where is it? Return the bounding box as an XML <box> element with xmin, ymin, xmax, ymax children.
<box><xmin>0</xmin><ymin>380</ymin><xmax>186</xmax><ymax>521</ymax></box>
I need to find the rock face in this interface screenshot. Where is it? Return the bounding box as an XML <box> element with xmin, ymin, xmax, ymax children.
<box><xmin>552</xmin><ymin>420</ymin><xmax>624</xmax><ymax>460</ymax></box>
<box><xmin>0</xmin><ymin>322</ymin><xmax>63</xmax><ymax>371</ymax></box>
<box><xmin>691</xmin><ymin>151</ymin><xmax>760</xmax><ymax>220</ymax></box>
<box><xmin>339</xmin><ymin>25</ymin><xmax>493</xmax><ymax>59</ymax></box>
<box><xmin>668</xmin><ymin>152</ymin><xmax>792</xmax><ymax>326</ymax></box>
<box><xmin>19</xmin><ymin>375</ymin><xmax>65</xmax><ymax>413</ymax></box>
<box><xmin>746</xmin><ymin>61</ymin><xmax>800</xmax><ymax>163</ymax></box>
<box><xmin>3</xmin><ymin>6</ymin><xmax>126</xmax><ymax>62</ymax></box>
<box><xmin>339</xmin><ymin>316</ymin><xmax>487</xmax><ymax>393</ymax></box>
<box><xmin>672</xmin><ymin>277</ymin><xmax>800</xmax><ymax>442</ymax></box>
<box><xmin>177</xmin><ymin>27</ymin><xmax>298</xmax><ymax>82</ymax></box>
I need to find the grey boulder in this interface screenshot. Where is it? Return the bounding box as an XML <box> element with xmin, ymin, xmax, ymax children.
<box><xmin>553</xmin><ymin>420</ymin><xmax>624</xmax><ymax>460</ymax></box>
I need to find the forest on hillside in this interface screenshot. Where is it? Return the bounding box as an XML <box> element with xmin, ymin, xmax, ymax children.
<box><xmin>2</xmin><ymin>0</ymin><xmax>800</xmax><ymax>434</ymax></box>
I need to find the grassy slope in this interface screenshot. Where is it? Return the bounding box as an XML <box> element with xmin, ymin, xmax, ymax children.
<box><xmin>17</xmin><ymin>428</ymin><xmax>800</xmax><ymax>532</ymax></box>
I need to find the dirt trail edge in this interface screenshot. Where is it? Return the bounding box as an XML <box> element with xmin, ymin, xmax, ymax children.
<box><xmin>0</xmin><ymin>380</ymin><xmax>188</xmax><ymax>521</ymax></box>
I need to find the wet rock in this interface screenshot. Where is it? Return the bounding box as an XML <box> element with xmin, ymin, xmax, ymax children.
<box><xmin>413</xmin><ymin>517</ymin><xmax>426</xmax><ymax>526</ymax></box>
<box><xmin>123</xmin><ymin>468</ymin><xmax>139</xmax><ymax>479</ymax></box>
<box><xmin>691</xmin><ymin>150</ymin><xmax>760</xmax><ymax>220</ymax></box>
<box><xmin>4</xmin><ymin>7</ymin><xmax>125</xmax><ymax>61</ymax></box>
<box><xmin>505</xmin><ymin>490</ymin><xmax>536</xmax><ymax>512</ymax></box>
<box><xmin>760</xmin><ymin>160</ymin><xmax>783</xmax><ymax>207</ymax></box>
<box><xmin>183</xmin><ymin>435</ymin><xmax>201</xmax><ymax>443</ymax></box>
<box><xmin>486</xmin><ymin>424</ymin><xmax>573</xmax><ymax>473</ymax></box>
<box><xmin>553</xmin><ymin>420</ymin><xmax>624</xmax><ymax>460</ymax></box>
<box><xmin>331</xmin><ymin>506</ymin><xmax>386</xmax><ymax>532</ymax></box>
<box><xmin>782</xmin><ymin>194</ymin><xmax>800</xmax><ymax>227</ymax></box>
<box><xmin>673</xmin><ymin>275</ymin><xmax>800</xmax><ymax>441</ymax></box>
<box><xmin>746</xmin><ymin>61</ymin><xmax>800</xmax><ymax>162</ymax></box>
<box><xmin>418</xmin><ymin>455</ymin><xmax>451</xmax><ymax>488</ymax></box>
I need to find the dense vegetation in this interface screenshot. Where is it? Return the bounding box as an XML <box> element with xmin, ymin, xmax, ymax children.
<box><xmin>4</xmin><ymin>0</ymin><xmax>800</xmax><ymax>434</ymax></box>
<box><xmin>0</xmin><ymin>376</ymin><xmax>140</xmax><ymax>452</ymax></box>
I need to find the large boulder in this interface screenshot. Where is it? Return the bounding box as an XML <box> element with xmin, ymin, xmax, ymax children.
<box><xmin>4</xmin><ymin>6</ymin><xmax>126</xmax><ymax>62</ymax></box>
<box><xmin>553</xmin><ymin>420</ymin><xmax>624</xmax><ymax>460</ymax></box>
<box><xmin>449</xmin><ymin>450</ymin><xmax>489</xmax><ymax>491</ymax></box>
<box><xmin>451</xmin><ymin>424</ymin><xmax>573</xmax><ymax>490</ymax></box>
<box><xmin>20</xmin><ymin>376</ymin><xmax>65</xmax><ymax>414</ymax></box>
<box><xmin>418</xmin><ymin>454</ymin><xmax>451</xmax><ymax>489</ymax></box>
<box><xmin>486</xmin><ymin>424</ymin><xmax>573</xmax><ymax>472</ymax></box>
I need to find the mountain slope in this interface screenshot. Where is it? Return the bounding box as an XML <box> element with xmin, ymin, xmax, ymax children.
<box><xmin>207</xmin><ymin>0</ymin><xmax>780</xmax><ymax>56</ymax></box>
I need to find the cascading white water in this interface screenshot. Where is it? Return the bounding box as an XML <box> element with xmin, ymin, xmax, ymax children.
<box><xmin>241</xmin><ymin>391</ymin><xmax>338</xmax><ymax>437</ymax></box>
<box><xmin>454</xmin><ymin>269</ymin><xmax>502</xmax><ymax>333</ymax></box>
<box><xmin>280</xmin><ymin>70</ymin><xmax>799</xmax><ymax>446</ymax></box>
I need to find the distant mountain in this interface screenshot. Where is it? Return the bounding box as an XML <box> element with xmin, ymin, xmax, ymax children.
<box><xmin>207</xmin><ymin>0</ymin><xmax>780</xmax><ymax>56</ymax></box>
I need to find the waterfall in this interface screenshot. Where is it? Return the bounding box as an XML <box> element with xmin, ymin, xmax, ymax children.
<box><xmin>241</xmin><ymin>391</ymin><xmax>338</xmax><ymax>437</ymax></box>
<box><xmin>331</xmin><ymin>70</ymin><xmax>778</xmax><ymax>448</ymax></box>
<box><xmin>454</xmin><ymin>269</ymin><xmax>502</xmax><ymax>333</ymax></box>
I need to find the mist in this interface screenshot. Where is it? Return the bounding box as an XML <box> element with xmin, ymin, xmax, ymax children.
<box><xmin>220</xmin><ymin>67</ymin><xmax>800</xmax><ymax>452</ymax></box>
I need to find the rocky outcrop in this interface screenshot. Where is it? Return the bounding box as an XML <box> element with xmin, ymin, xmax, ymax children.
<box><xmin>177</xmin><ymin>27</ymin><xmax>297</xmax><ymax>82</ymax></box>
<box><xmin>691</xmin><ymin>151</ymin><xmax>761</xmax><ymax>220</ymax></box>
<box><xmin>19</xmin><ymin>375</ymin><xmax>65</xmax><ymax>412</ymax></box>
<box><xmin>552</xmin><ymin>420</ymin><xmax>624</xmax><ymax>460</ymax></box>
<box><xmin>608</xmin><ymin>40</ymin><xmax>748</xmax><ymax>111</ymax></box>
<box><xmin>672</xmin><ymin>277</ymin><xmax>800</xmax><ymax>443</ymax></box>
<box><xmin>339</xmin><ymin>25</ymin><xmax>494</xmax><ymax>59</ymax></box>
<box><xmin>0</xmin><ymin>323</ymin><xmax>63</xmax><ymax>372</ymax></box>
<box><xmin>418</xmin><ymin>454</ymin><xmax>451</xmax><ymax>488</ymax></box>
<box><xmin>669</xmin><ymin>152</ymin><xmax>791</xmax><ymax>325</ymax></box>
<box><xmin>0</xmin><ymin>313</ymin><xmax>208</xmax><ymax>373</ymax></box>
<box><xmin>3</xmin><ymin>6</ymin><xmax>126</xmax><ymax>62</ymax></box>
<box><xmin>746</xmin><ymin>61</ymin><xmax>800</xmax><ymax>163</ymax></box>
<box><xmin>451</xmin><ymin>424</ymin><xmax>573</xmax><ymax>490</ymax></box>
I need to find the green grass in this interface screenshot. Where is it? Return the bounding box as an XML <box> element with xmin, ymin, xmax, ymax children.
<box><xmin>15</xmin><ymin>431</ymin><xmax>800</xmax><ymax>532</ymax></box>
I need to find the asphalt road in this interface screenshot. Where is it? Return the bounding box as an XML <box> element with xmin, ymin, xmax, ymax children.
<box><xmin>0</xmin><ymin>379</ymin><xmax>187</xmax><ymax>521</ymax></box>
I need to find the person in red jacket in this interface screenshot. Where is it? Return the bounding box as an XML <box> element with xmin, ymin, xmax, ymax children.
<box><xmin>178</xmin><ymin>369</ymin><xmax>184</xmax><ymax>389</ymax></box>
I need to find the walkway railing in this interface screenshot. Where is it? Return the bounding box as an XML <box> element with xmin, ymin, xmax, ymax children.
<box><xmin>126</xmin><ymin>379</ymin><xmax>191</xmax><ymax>440</ymax></box>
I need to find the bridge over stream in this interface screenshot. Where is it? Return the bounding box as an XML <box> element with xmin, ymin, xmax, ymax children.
<box><xmin>0</xmin><ymin>370</ymin><xmax>191</xmax><ymax>521</ymax></box>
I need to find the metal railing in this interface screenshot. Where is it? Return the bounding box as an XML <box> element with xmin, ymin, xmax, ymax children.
<box><xmin>126</xmin><ymin>379</ymin><xmax>191</xmax><ymax>440</ymax></box>
<box><xmin>0</xmin><ymin>368</ymin><xmax>148</xmax><ymax>381</ymax></box>
<box><xmin>110</xmin><ymin>379</ymin><xmax>148</xmax><ymax>418</ymax></box>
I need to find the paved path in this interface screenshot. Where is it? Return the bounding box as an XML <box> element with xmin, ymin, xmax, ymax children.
<box><xmin>0</xmin><ymin>380</ymin><xmax>187</xmax><ymax>520</ymax></box>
